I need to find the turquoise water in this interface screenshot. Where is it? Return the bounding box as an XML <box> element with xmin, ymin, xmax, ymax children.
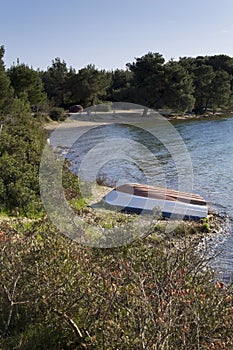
<box><xmin>65</xmin><ymin>117</ymin><xmax>233</xmax><ymax>280</ymax></box>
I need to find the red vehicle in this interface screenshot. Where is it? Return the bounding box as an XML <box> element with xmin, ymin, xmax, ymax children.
<box><xmin>68</xmin><ymin>105</ymin><xmax>83</xmax><ymax>113</ymax></box>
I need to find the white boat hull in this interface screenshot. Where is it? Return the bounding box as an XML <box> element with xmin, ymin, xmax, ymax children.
<box><xmin>103</xmin><ymin>190</ymin><xmax>208</xmax><ymax>220</ymax></box>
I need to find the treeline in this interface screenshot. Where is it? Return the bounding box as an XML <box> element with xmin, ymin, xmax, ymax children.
<box><xmin>1</xmin><ymin>46</ymin><xmax>233</xmax><ymax>116</ymax></box>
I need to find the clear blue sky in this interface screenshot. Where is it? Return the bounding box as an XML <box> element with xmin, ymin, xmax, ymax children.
<box><xmin>1</xmin><ymin>0</ymin><xmax>233</xmax><ymax>71</ymax></box>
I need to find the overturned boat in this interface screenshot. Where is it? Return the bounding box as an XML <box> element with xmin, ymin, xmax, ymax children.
<box><xmin>103</xmin><ymin>183</ymin><xmax>208</xmax><ymax>220</ymax></box>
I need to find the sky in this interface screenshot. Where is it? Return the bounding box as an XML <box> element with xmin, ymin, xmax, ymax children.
<box><xmin>1</xmin><ymin>0</ymin><xmax>233</xmax><ymax>71</ymax></box>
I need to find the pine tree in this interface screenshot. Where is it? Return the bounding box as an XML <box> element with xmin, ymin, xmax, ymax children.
<box><xmin>0</xmin><ymin>46</ymin><xmax>14</xmax><ymax>115</ymax></box>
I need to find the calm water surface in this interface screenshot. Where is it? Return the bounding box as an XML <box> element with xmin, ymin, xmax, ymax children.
<box><xmin>175</xmin><ymin>118</ymin><xmax>233</xmax><ymax>281</ymax></box>
<box><xmin>64</xmin><ymin>117</ymin><xmax>233</xmax><ymax>280</ymax></box>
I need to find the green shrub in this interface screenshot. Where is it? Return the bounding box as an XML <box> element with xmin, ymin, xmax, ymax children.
<box><xmin>0</xmin><ymin>115</ymin><xmax>46</xmax><ymax>216</ymax></box>
<box><xmin>49</xmin><ymin>107</ymin><xmax>66</xmax><ymax>121</ymax></box>
<box><xmin>0</xmin><ymin>218</ymin><xmax>233</xmax><ymax>349</ymax></box>
<box><xmin>0</xmin><ymin>116</ymin><xmax>81</xmax><ymax>217</ymax></box>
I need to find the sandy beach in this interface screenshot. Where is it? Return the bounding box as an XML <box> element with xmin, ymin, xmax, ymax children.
<box><xmin>44</xmin><ymin>109</ymin><xmax>233</xmax><ymax>134</ymax></box>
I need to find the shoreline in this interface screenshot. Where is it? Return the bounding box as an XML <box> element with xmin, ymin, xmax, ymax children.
<box><xmin>0</xmin><ymin>210</ymin><xmax>229</xmax><ymax>287</ymax></box>
<box><xmin>167</xmin><ymin>112</ymin><xmax>233</xmax><ymax>121</ymax></box>
<box><xmin>44</xmin><ymin>111</ymin><xmax>233</xmax><ymax>133</ymax></box>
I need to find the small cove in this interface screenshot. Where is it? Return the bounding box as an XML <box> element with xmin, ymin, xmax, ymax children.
<box><xmin>53</xmin><ymin>115</ymin><xmax>233</xmax><ymax>280</ymax></box>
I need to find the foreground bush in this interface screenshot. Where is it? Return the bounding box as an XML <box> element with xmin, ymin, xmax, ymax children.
<box><xmin>0</xmin><ymin>114</ymin><xmax>80</xmax><ymax>218</ymax></box>
<box><xmin>1</xmin><ymin>217</ymin><xmax>233</xmax><ymax>349</ymax></box>
<box><xmin>0</xmin><ymin>115</ymin><xmax>46</xmax><ymax>216</ymax></box>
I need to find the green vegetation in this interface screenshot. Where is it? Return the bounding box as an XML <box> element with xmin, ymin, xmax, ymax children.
<box><xmin>1</xmin><ymin>216</ymin><xmax>233</xmax><ymax>349</ymax></box>
<box><xmin>1</xmin><ymin>45</ymin><xmax>233</xmax><ymax>114</ymax></box>
<box><xmin>8</xmin><ymin>63</ymin><xmax>47</xmax><ymax>112</ymax></box>
<box><xmin>0</xmin><ymin>114</ymin><xmax>80</xmax><ymax>217</ymax></box>
<box><xmin>0</xmin><ymin>114</ymin><xmax>46</xmax><ymax>216</ymax></box>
